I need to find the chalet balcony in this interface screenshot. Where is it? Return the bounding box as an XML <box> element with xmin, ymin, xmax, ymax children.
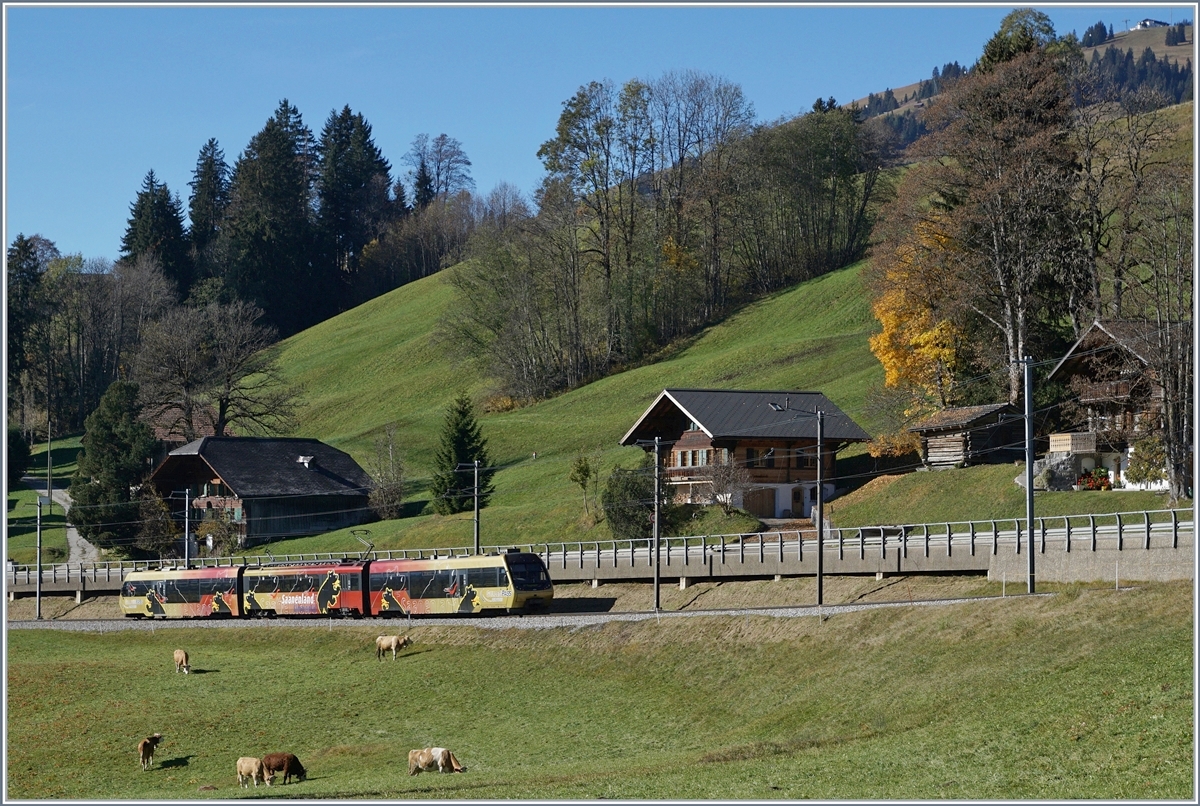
<box><xmin>666</xmin><ymin>467</ymin><xmax>820</xmax><ymax>485</ymax></box>
<box><xmin>1079</xmin><ymin>380</ymin><xmax>1131</xmax><ymax>404</ymax></box>
<box><xmin>1049</xmin><ymin>432</ymin><xmax>1097</xmax><ymax>454</ymax></box>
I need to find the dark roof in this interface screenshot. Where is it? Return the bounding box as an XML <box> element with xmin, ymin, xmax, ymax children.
<box><xmin>152</xmin><ymin>437</ymin><xmax>373</xmax><ymax>498</ymax></box>
<box><xmin>1046</xmin><ymin>320</ymin><xmax>1180</xmax><ymax>381</ymax></box>
<box><xmin>620</xmin><ymin>389</ymin><xmax>871</xmax><ymax>445</ymax></box>
<box><xmin>908</xmin><ymin>403</ymin><xmax>1017</xmax><ymax>434</ymax></box>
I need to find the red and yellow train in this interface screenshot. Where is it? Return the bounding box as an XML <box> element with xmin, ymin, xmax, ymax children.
<box><xmin>118</xmin><ymin>551</ymin><xmax>553</xmax><ymax>619</ymax></box>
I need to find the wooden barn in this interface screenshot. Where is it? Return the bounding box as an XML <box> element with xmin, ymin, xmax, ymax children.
<box><xmin>149</xmin><ymin>437</ymin><xmax>374</xmax><ymax>546</ymax></box>
<box><xmin>909</xmin><ymin>403</ymin><xmax>1023</xmax><ymax>469</ymax></box>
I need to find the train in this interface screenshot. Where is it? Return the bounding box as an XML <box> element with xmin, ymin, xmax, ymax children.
<box><xmin>118</xmin><ymin>550</ymin><xmax>553</xmax><ymax>619</ymax></box>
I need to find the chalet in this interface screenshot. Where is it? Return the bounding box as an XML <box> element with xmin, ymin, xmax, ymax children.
<box><xmin>149</xmin><ymin>437</ymin><xmax>374</xmax><ymax>546</ymax></box>
<box><xmin>619</xmin><ymin>389</ymin><xmax>871</xmax><ymax>519</ymax></box>
<box><xmin>1044</xmin><ymin>320</ymin><xmax>1177</xmax><ymax>490</ymax></box>
<box><xmin>908</xmin><ymin>403</ymin><xmax>1022</xmax><ymax>469</ymax></box>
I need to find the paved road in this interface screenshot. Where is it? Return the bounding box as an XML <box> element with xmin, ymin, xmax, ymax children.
<box><xmin>20</xmin><ymin>475</ymin><xmax>99</xmax><ymax>564</ymax></box>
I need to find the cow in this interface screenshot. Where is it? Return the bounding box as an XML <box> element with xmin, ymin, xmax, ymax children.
<box><xmin>375</xmin><ymin>634</ymin><xmax>411</xmax><ymax>661</ymax></box>
<box><xmin>407</xmin><ymin>747</ymin><xmax>466</xmax><ymax>775</ymax></box>
<box><xmin>236</xmin><ymin>756</ymin><xmax>272</xmax><ymax>788</ymax></box>
<box><xmin>173</xmin><ymin>649</ymin><xmax>190</xmax><ymax>674</ymax></box>
<box><xmin>261</xmin><ymin>752</ymin><xmax>307</xmax><ymax>784</ymax></box>
<box><xmin>138</xmin><ymin>734</ymin><xmax>163</xmax><ymax>771</ymax></box>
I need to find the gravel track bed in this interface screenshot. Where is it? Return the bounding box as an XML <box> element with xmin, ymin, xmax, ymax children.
<box><xmin>7</xmin><ymin>593</ymin><xmax>1048</xmax><ymax>632</ymax></box>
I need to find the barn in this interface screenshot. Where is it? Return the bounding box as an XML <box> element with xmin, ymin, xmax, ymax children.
<box><xmin>908</xmin><ymin>403</ymin><xmax>1023</xmax><ymax>469</ymax></box>
<box><xmin>149</xmin><ymin>437</ymin><xmax>374</xmax><ymax>546</ymax></box>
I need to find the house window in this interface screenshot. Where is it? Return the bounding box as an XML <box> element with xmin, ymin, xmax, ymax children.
<box><xmin>765</xmin><ymin>450</ymin><xmax>775</xmax><ymax>469</ymax></box>
<box><xmin>802</xmin><ymin>451</ymin><xmax>817</xmax><ymax>469</ymax></box>
<box><xmin>746</xmin><ymin>448</ymin><xmax>758</xmax><ymax>468</ymax></box>
<box><xmin>680</xmin><ymin>451</ymin><xmax>689</xmax><ymax>468</ymax></box>
<box><xmin>688</xmin><ymin>420</ymin><xmax>700</xmax><ymax>431</ymax></box>
<box><xmin>698</xmin><ymin>450</ymin><xmax>708</xmax><ymax>467</ymax></box>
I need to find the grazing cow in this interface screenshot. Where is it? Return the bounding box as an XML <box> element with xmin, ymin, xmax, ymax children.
<box><xmin>408</xmin><ymin>747</ymin><xmax>466</xmax><ymax>775</ymax></box>
<box><xmin>261</xmin><ymin>752</ymin><xmax>307</xmax><ymax>784</ymax></box>
<box><xmin>138</xmin><ymin>734</ymin><xmax>163</xmax><ymax>771</ymax></box>
<box><xmin>236</xmin><ymin>756</ymin><xmax>271</xmax><ymax>788</ymax></box>
<box><xmin>376</xmin><ymin>634</ymin><xmax>411</xmax><ymax>661</ymax></box>
<box><xmin>173</xmin><ymin>649</ymin><xmax>190</xmax><ymax>674</ymax></box>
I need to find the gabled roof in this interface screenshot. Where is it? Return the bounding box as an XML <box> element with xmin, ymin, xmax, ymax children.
<box><xmin>619</xmin><ymin>389</ymin><xmax>871</xmax><ymax>446</ymax></box>
<box><xmin>151</xmin><ymin>437</ymin><xmax>373</xmax><ymax>498</ymax></box>
<box><xmin>1046</xmin><ymin>320</ymin><xmax>1165</xmax><ymax>382</ymax></box>
<box><xmin>908</xmin><ymin>403</ymin><xmax>1017</xmax><ymax>434</ymax></box>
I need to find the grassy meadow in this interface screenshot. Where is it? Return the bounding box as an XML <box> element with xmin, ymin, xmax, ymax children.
<box><xmin>5</xmin><ymin>580</ymin><xmax>1192</xmax><ymax>800</ymax></box>
<box><xmin>265</xmin><ymin>259</ymin><xmax>883</xmax><ymax>553</ymax></box>
<box><xmin>5</xmin><ymin>436</ymin><xmax>82</xmax><ymax>565</ymax></box>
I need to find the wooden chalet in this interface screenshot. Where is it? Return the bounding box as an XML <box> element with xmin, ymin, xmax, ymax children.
<box><xmin>1044</xmin><ymin>320</ymin><xmax>1177</xmax><ymax>490</ymax></box>
<box><xmin>620</xmin><ymin>389</ymin><xmax>871</xmax><ymax>519</ymax></box>
<box><xmin>908</xmin><ymin>403</ymin><xmax>1022</xmax><ymax>469</ymax></box>
<box><xmin>149</xmin><ymin>437</ymin><xmax>374</xmax><ymax>546</ymax></box>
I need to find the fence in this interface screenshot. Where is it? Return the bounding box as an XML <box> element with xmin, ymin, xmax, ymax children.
<box><xmin>6</xmin><ymin>509</ymin><xmax>1193</xmax><ymax>594</ymax></box>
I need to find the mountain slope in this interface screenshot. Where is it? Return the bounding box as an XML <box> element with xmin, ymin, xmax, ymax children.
<box><xmin>272</xmin><ymin>260</ymin><xmax>882</xmax><ymax>551</ymax></box>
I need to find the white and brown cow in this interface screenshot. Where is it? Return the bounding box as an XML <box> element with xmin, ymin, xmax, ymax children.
<box><xmin>138</xmin><ymin>734</ymin><xmax>163</xmax><ymax>771</ymax></box>
<box><xmin>173</xmin><ymin>649</ymin><xmax>190</xmax><ymax>674</ymax></box>
<box><xmin>236</xmin><ymin>756</ymin><xmax>272</xmax><ymax>788</ymax></box>
<box><xmin>408</xmin><ymin>747</ymin><xmax>466</xmax><ymax>775</ymax></box>
<box><xmin>375</xmin><ymin>634</ymin><xmax>411</xmax><ymax>661</ymax></box>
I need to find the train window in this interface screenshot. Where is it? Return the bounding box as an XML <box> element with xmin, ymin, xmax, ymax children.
<box><xmin>370</xmin><ymin>572</ymin><xmax>407</xmax><ymax>593</ymax></box>
<box><xmin>466</xmin><ymin>566</ymin><xmax>508</xmax><ymax>588</ymax></box>
<box><xmin>408</xmin><ymin>570</ymin><xmax>452</xmax><ymax>599</ymax></box>
<box><xmin>507</xmin><ymin>557</ymin><xmax>552</xmax><ymax>591</ymax></box>
<box><xmin>339</xmin><ymin>572</ymin><xmax>360</xmax><ymax>591</ymax></box>
<box><xmin>122</xmin><ymin>579</ymin><xmax>149</xmax><ymax>597</ymax></box>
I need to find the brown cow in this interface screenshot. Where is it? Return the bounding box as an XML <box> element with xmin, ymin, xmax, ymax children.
<box><xmin>236</xmin><ymin>756</ymin><xmax>272</xmax><ymax>788</ymax></box>
<box><xmin>138</xmin><ymin>734</ymin><xmax>163</xmax><ymax>771</ymax></box>
<box><xmin>375</xmin><ymin>634</ymin><xmax>411</xmax><ymax>661</ymax></box>
<box><xmin>261</xmin><ymin>752</ymin><xmax>306</xmax><ymax>784</ymax></box>
<box><xmin>408</xmin><ymin>747</ymin><xmax>466</xmax><ymax>775</ymax></box>
<box><xmin>173</xmin><ymin>649</ymin><xmax>190</xmax><ymax>674</ymax></box>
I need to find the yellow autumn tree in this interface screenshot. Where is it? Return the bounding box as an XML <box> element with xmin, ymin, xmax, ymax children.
<box><xmin>867</xmin><ymin>214</ymin><xmax>964</xmax><ymax>456</ymax></box>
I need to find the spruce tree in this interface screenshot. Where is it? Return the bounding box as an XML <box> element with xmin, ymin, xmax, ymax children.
<box><xmin>68</xmin><ymin>381</ymin><xmax>156</xmax><ymax>554</ymax></box>
<box><xmin>120</xmin><ymin>170</ymin><xmax>192</xmax><ymax>297</ymax></box>
<box><xmin>429</xmin><ymin>393</ymin><xmax>494</xmax><ymax>515</ymax></box>
<box><xmin>413</xmin><ymin>157</ymin><xmax>435</xmax><ymax>208</ymax></box>
<box><xmin>187</xmin><ymin>138</ymin><xmax>230</xmax><ymax>283</ymax></box>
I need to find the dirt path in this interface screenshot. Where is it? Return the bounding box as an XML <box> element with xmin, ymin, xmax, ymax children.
<box><xmin>20</xmin><ymin>475</ymin><xmax>99</xmax><ymax>564</ymax></box>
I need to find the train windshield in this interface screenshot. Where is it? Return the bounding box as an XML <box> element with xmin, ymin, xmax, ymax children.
<box><xmin>506</xmin><ymin>555</ymin><xmax>552</xmax><ymax>591</ymax></box>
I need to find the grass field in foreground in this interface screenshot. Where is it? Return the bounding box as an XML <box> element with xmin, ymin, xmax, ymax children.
<box><xmin>6</xmin><ymin>581</ymin><xmax>1192</xmax><ymax>800</ymax></box>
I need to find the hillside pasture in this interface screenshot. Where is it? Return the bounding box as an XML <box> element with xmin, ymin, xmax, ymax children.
<box><xmin>267</xmin><ymin>260</ymin><xmax>883</xmax><ymax>553</ymax></box>
<box><xmin>5</xmin><ymin>581</ymin><xmax>1192</xmax><ymax>799</ymax></box>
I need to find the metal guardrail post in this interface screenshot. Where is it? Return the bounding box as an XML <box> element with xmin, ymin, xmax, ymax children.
<box><xmin>740</xmin><ymin>534</ymin><xmax>745</xmax><ymax>563</ymax></box>
<box><xmin>992</xmin><ymin>520</ymin><xmax>998</xmax><ymax>555</ymax></box>
<box><xmin>946</xmin><ymin>523</ymin><xmax>952</xmax><ymax>557</ymax></box>
<box><xmin>969</xmin><ymin>522</ymin><xmax>975</xmax><ymax>557</ymax></box>
<box><xmin>923</xmin><ymin>524</ymin><xmax>929</xmax><ymax>558</ymax></box>
<box><xmin>1144</xmin><ymin>511</ymin><xmax>1151</xmax><ymax>549</ymax></box>
<box><xmin>1065</xmin><ymin>517</ymin><xmax>1071</xmax><ymax>553</ymax></box>
<box><xmin>1172</xmin><ymin>510</ymin><xmax>1179</xmax><ymax>548</ymax></box>
<box><xmin>1117</xmin><ymin>513</ymin><xmax>1123</xmax><ymax>551</ymax></box>
<box><xmin>1040</xmin><ymin>518</ymin><xmax>1046</xmax><ymax>553</ymax></box>
<box><xmin>1090</xmin><ymin>514</ymin><xmax>1096</xmax><ymax>551</ymax></box>
<box><xmin>1015</xmin><ymin>520</ymin><xmax>1021</xmax><ymax>554</ymax></box>
<box><xmin>837</xmin><ymin>530</ymin><xmax>843</xmax><ymax>561</ymax></box>
<box><xmin>859</xmin><ymin>528</ymin><xmax>865</xmax><ymax>560</ymax></box>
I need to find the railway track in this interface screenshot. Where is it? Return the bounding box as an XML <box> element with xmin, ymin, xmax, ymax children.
<box><xmin>7</xmin><ymin>591</ymin><xmax>1054</xmax><ymax>632</ymax></box>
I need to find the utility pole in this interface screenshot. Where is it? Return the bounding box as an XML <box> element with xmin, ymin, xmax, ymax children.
<box><xmin>816</xmin><ymin>410</ymin><xmax>824</xmax><ymax>606</ymax></box>
<box><xmin>1024</xmin><ymin>356</ymin><xmax>1036</xmax><ymax>593</ymax></box>
<box><xmin>34</xmin><ymin>496</ymin><xmax>47</xmax><ymax>620</ymax></box>
<box><xmin>473</xmin><ymin>459</ymin><xmax>480</xmax><ymax>555</ymax></box>
<box><xmin>183</xmin><ymin>488</ymin><xmax>190</xmax><ymax>568</ymax></box>
<box><xmin>46</xmin><ymin>424</ymin><xmax>52</xmax><ymax>515</ymax></box>
<box><xmin>653</xmin><ymin>437</ymin><xmax>661</xmax><ymax>612</ymax></box>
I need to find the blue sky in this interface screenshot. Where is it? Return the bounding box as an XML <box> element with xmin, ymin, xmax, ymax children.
<box><xmin>4</xmin><ymin>3</ymin><xmax>1192</xmax><ymax>262</ymax></box>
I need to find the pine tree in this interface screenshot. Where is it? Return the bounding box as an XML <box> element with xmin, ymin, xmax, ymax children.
<box><xmin>68</xmin><ymin>380</ymin><xmax>156</xmax><ymax>554</ymax></box>
<box><xmin>429</xmin><ymin>393</ymin><xmax>494</xmax><ymax>515</ymax></box>
<box><xmin>120</xmin><ymin>170</ymin><xmax>192</xmax><ymax>297</ymax></box>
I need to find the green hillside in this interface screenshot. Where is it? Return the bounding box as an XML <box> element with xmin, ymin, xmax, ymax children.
<box><xmin>272</xmin><ymin>260</ymin><xmax>883</xmax><ymax>552</ymax></box>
